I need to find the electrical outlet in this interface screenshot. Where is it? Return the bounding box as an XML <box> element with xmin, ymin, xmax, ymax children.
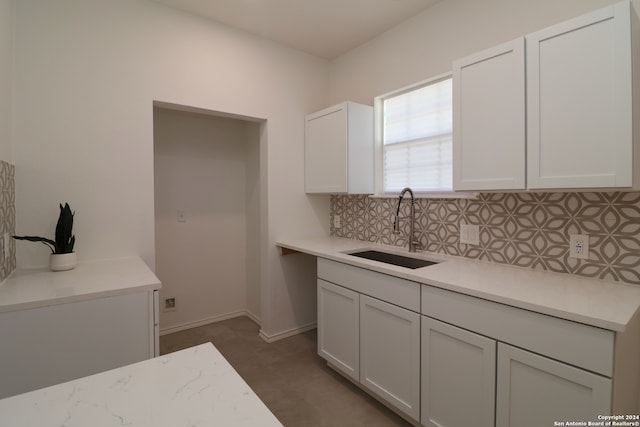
<box><xmin>569</xmin><ymin>234</ymin><xmax>589</xmax><ymax>260</ymax></box>
<box><xmin>460</xmin><ymin>224</ymin><xmax>479</xmax><ymax>245</ymax></box>
<box><xmin>333</xmin><ymin>215</ymin><xmax>341</xmax><ymax>229</ymax></box>
<box><xmin>164</xmin><ymin>297</ymin><xmax>177</xmax><ymax>312</ymax></box>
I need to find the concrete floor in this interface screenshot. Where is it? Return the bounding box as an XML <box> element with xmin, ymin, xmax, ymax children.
<box><xmin>160</xmin><ymin>316</ymin><xmax>412</xmax><ymax>427</ymax></box>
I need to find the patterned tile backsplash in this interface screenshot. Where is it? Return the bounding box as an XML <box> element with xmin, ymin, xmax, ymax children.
<box><xmin>0</xmin><ymin>160</ymin><xmax>15</xmax><ymax>282</ymax></box>
<box><xmin>330</xmin><ymin>192</ymin><xmax>640</xmax><ymax>285</ymax></box>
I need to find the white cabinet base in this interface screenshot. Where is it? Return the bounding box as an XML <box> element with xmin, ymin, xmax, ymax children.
<box><xmin>0</xmin><ymin>291</ymin><xmax>154</xmax><ymax>399</ymax></box>
<box><xmin>421</xmin><ymin>316</ymin><xmax>496</xmax><ymax>427</ymax></box>
<box><xmin>496</xmin><ymin>343</ymin><xmax>612</xmax><ymax>427</ymax></box>
<box><xmin>360</xmin><ymin>295</ymin><xmax>420</xmax><ymax>421</ymax></box>
<box><xmin>317</xmin><ymin>279</ymin><xmax>359</xmax><ymax>382</ymax></box>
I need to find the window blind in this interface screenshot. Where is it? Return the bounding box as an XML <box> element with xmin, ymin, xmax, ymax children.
<box><xmin>382</xmin><ymin>77</ymin><xmax>453</xmax><ymax>193</ymax></box>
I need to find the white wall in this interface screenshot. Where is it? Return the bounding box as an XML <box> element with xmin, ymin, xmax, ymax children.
<box><xmin>245</xmin><ymin>121</ymin><xmax>262</xmax><ymax>321</ymax></box>
<box><xmin>13</xmin><ymin>0</ymin><xmax>330</xmax><ymax>338</ymax></box>
<box><xmin>329</xmin><ymin>0</ymin><xmax>621</xmax><ymax>105</ymax></box>
<box><xmin>0</xmin><ymin>0</ymin><xmax>11</xmax><ymax>162</ymax></box>
<box><xmin>154</xmin><ymin>106</ymin><xmax>260</xmax><ymax>332</ymax></box>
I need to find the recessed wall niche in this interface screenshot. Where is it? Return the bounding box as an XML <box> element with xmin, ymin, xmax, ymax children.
<box><xmin>153</xmin><ymin>103</ymin><xmax>262</xmax><ymax>333</ymax></box>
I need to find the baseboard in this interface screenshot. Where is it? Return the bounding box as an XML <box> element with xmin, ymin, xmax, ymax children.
<box><xmin>259</xmin><ymin>321</ymin><xmax>317</xmax><ymax>343</ymax></box>
<box><xmin>160</xmin><ymin>310</ymin><xmax>250</xmax><ymax>336</ymax></box>
<box><xmin>244</xmin><ymin>309</ymin><xmax>261</xmax><ymax>325</ymax></box>
<box><xmin>160</xmin><ymin>311</ymin><xmax>315</xmax><ymax>342</ymax></box>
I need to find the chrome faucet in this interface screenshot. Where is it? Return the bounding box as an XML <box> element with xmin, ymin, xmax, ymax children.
<box><xmin>393</xmin><ymin>187</ymin><xmax>419</xmax><ymax>252</ymax></box>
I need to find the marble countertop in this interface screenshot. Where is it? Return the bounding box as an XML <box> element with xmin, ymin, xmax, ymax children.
<box><xmin>0</xmin><ymin>343</ymin><xmax>282</xmax><ymax>427</ymax></box>
<box><xmin>0</xmin><ymin>257</ymin><xmax>161</xmax><ymax>313</ymax></box>
<box><xmin>277</xmin><ymin>235</ymin><xmax>640</xmax><ymax>332</ymax></box>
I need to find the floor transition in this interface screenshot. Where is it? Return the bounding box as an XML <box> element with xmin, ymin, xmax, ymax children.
<box><xmin>160</xmin><ymin>316</ymin><xmax>411</xmax><ymax>427</ymax></box>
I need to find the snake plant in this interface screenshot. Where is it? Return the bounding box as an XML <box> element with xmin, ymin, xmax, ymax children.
<box><xmin>13</xmin><ymin>203</ymin><xmax>76</xmax><ymax>254</ymax></box>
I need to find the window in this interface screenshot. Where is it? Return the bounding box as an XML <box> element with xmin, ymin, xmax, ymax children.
<box><xmin>377</xmin><ymin>75</ymin><xmax>453</xmax><ymax>194</ymax></box>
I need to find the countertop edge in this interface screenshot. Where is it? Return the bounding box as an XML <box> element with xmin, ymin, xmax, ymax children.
<box><xmin>276</xmin><ymin>236</ymin><xmax>640</xmax><ymax>332</ymax></box>
<box><xmin>0</xmin><ymin>257</ymin><xmax>161</xmax><ymax>314</ymax></box>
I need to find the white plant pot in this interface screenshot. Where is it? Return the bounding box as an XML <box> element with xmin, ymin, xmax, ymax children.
<box><xmin>50</xmin><ymin>252</ymin><xmax>77</xmax><ymax>272</ymax></box>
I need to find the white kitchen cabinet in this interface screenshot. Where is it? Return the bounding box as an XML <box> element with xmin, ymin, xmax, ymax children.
<box><xmin>360</xmin><ymin>295</ymin><xmax>420</xmax><ymax>421</ymax></box>
<box><xmin>496</xmin><ymin>343</ymin><xmax>611</xmax><ymax>427</ymax></box>
<box><xmin>317</xmin><ymin>279</ymin><xmax>359</xmax><ymax>382</ymax></box>
<box><xmin>527</xmin><ymin>1</ymin><xmax>636</xmax><ymax>189</ymax></box>
<box><xmin>452</xmin><ymin>38</ymin><xmax>525</xmax><ymax>191</ymax></box>
<box><xmin>0</xmin><ymin>290</ymin><xmax>157</xmax><ymax>399</ymax></box>
<box><xmin>421</xmin><ymin>282</ymin><xmax>640</xmax><ymax>425</ymax></box>
<box><xmin>305</xmin><ymin>101</ymin><xmax>373</xmax><ymax>194</ymax></box>
<box><xmin>0</xmin><ymin>258</ymin><xmax>161</xmax><ymax>399</ymax></box>
<box><xmin>452</xmin><ymin>1</ymin><xmax>638</xmax><ymax>191</ymax></box>
<box><xmin>421</xmin><ymin>316</ymin><xmax>496</xmax><ymax>427</ymax></box>
<box><xmin>316</xmin><ymin>258</ymin><xmax>421</xmax><ymax>422</ymax></box>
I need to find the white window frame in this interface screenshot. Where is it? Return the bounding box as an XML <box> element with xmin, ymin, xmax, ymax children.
<box><xmin>374</xmin><ymin>72</ymin><xmax>474</xmax><ymax>198</ymax></box>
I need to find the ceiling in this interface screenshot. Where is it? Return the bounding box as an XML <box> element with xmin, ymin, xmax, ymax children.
<box><xmin>151</xmin><ymin>0</ymin><xmax>440</xmax><ymax>59</ymax></box>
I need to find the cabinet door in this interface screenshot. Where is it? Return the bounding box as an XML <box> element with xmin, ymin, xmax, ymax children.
<box><xmin>421</xmin><ymin>316</ymin><xmax>496</xmax><ymax>427</ymax></box>
<box><xmin>496</xmin><ymin>343</ymin><xmax>612</xmax><ymax>427</ymax></box>
<box><xmin>527</xmin><ymin>1</ymin><xmax>633</xmax><ymax>189</ymax></box>
<box><xmin>360</xmin><ymin>295</ymin><xmax>420</xmax><ymax>421</ymax></box>
<box><xmin>317</xmin><ymin>279</ymin><xmax>359</xmax><ymax>382</ymax></box>
<box><xmin>305</xmin><ymin>105</ymin><xmax>348</xmax><ymax>193</ymax></box>
<box><xmin>452</xmin><ymin>38</ymin><xmax>525</xmax><ymax>191</ymax></box>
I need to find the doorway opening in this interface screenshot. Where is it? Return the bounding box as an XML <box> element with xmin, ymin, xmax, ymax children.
<box><xmin>152</xmin><ymin>101</ymin><xmax>264</xmax><ymax>335</ymax></box>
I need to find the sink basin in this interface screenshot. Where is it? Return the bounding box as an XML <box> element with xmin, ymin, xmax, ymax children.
<box><xmin>347</xmin><ymin>250</ymin><xmax>438</xmax><ymax>269</ymax></box>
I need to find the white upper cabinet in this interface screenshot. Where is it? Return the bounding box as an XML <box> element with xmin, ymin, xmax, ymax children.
<box><xmin>527</xmin><ymin>1</ymin><xmax>635</xmax><ymax>189</ymax></box>
<box><xmin>305</xmin><ymin>102</ymin><xmax>373</xmax><ymax>194</ymax></box>
<box><xmin>453</xmin><ymin>0</ymin><xmax>637</xmax><ymax>191</ymax></box>
<box><xmin>453</xmin><ymin>38</ymin><xmax>526</xmax><ymax>191</ymax></box>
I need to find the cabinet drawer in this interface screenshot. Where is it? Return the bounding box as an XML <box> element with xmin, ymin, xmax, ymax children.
<box><xmin>318</xmin><ymin>258</ymin><xmax>420</xmax><ymax>312</ymax></box>
<box><xmin>421</xmin><ymin>284</ymin><xmax>614</xmax><ymax>376</ymax></box>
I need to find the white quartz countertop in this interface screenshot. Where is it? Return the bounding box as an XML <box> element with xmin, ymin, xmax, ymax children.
<box><xmin>0</xmin><ymin>257</ymin><xmax>161</xmax><ymax>313</ymax></box>
<box><xmin>276</xmin><ymin>235</ymin><xmax>640</xmax><ymax>332</ymax></box>
<box><xmin>0</xmin><ymin>343</ymin><xmax>283</xmax><ymax>427</ymax></box>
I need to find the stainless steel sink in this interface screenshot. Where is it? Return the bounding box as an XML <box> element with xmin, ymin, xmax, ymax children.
<box><xmin>347</xmin><ymin>250</ymin><xmax>439</xmax><ymax>269</ymax></box>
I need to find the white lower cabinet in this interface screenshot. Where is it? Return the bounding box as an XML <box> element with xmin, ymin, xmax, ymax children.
<box><xmin>317</xmin><ymin>259</ymin><xmax>422</xmax><ymax>422</ymax></box>
<box><xmin>496</xmin><ymin>343</ymin><xmax>612</xmax><ymax>427</ymax></box>
<box><xmin>421</xmin><ymin>316</ymin><xmax>496</xmax><ymax>427</ymax></box>
<box><xmin>0</xmin><ymin>291</ymin><xmax>157</xmax><ymax>399</ymax></box>
<box><xmin>360</xmin><ymin>295</ymin><xmax>421</xmax><ymax>421</ymax></box>
<box><xmin>317</xmin><ymin>279</ymin><xmax>359</xmax><ymax>382</ymax></box>
<box><xmin>317</xmin><ymin>258</ymin><xmax>634</xmax><ymax>426</ymax></box>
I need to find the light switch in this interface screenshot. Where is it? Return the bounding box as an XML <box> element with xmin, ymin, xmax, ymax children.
<box><xmin>177</xmin><ymin>210</ymin><xmax>187</xmax><ymax>223</ymax></box>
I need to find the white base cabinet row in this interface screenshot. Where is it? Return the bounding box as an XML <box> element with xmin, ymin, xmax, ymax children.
<box><xmin>422</xmin><ymin>316</ymin><xmax>611</xmax><ymax>427</ymax></box>
<box><xmin>317</xmin><ymin>258</ymin><xmax>637</xmax><ymax>426</ymax></box>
